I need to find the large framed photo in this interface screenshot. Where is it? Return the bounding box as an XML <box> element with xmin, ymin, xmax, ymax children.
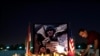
<box><xmin>33</xmin><ymin>24</ymin><xmax>68</xmax><ymax>55</ymax></box>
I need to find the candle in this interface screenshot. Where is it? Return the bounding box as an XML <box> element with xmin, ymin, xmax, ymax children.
<box><xmin>41</xmin><ymin>53</ymin><xmax>44</xmax><ymax>56</ymax></box>
<box><xmin>38</xmin><ymin>55</ymin><xmax>41</xmax><ymax>56</ymax></box>
<box><xmin>53</xmin><ymin>52</ymin><xmax>56</xmax><ymax>56</ymax></box>
<box><xmin>32</xmin><ymin>54</ymin><xmax>36</xmax><ymax>56</ymax></box>
<box><xmin>55</xmin><ymin>53</ymin><xmax>59</xmax><ymax>56</ymax></box>
<box><xmin>45</xmin><ymin>54</ymin><xmax>50</xmax><ymax>56</ymax></box>
<box><xmin>60</xmin><ymin>54</ymin><xmax>64</xmax><ymax>56</ymax></box>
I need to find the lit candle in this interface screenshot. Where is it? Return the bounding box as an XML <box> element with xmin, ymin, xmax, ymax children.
<box><xmin>45</xmin><ymin>54</ymin><xmax>50</xmax><ymax>56</ymax></box>
<box><xmin>53</xmin><ymin>52</ymin><xmax>56</xmax><ymax>56</ymax></box>
<box><xmin>55</xmin><ymin>53</ymin><xmax>59</xmax><ymax>56</ymax></box>
<box><xmin>12</xmin><ymin>53</ymin><xmax>19</xmax><ymax>56</ymax></box>
<box><xmin>41</xmin><ymin>53</ymin><xmax>44</xmax><ymax>56</ymax></box>
<box><xmin>60</xmin><ymin>54</ymin><xmax>64</xmax><ymax>56</ymax></box>
<box><xmin>32</xmin><ymin>54</ymin><xmax>36</xmax><ymax>56</ymax></box>
<box><xmin>38</xmin><ymin>55</ymin><xmax>41</xmax><ymax>56</ymax></box>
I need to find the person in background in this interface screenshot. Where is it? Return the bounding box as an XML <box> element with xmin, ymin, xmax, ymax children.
<box><xmin>38</xmin><ymin>45</ymin><xmax>46</xmax><ymax>54</ymax></box>
<box><xmin>78</xmin><ymin>28</ymin><xmax>99</xmax><ymax>56</ymax></box>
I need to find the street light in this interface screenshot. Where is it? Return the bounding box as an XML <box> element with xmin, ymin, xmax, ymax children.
<box><xmin>19</xmin><ymin>46</ymin><xmax>22</xmax><ymax>49</ymax></box>
<box><xmin>90</xmin><ymin>45</ymin><xmax>93</xmax><ymax>48</ymax></box>
<box><xmin>0</xmin><ymin>47</ymin><xmax>3</xmax><ymax>50</ymax></box>
<box><xmin>6</xmin><ymin>46</ymin><xmax>10</xmax><ymax>49</ymax></box>
<box><xmin>30</xmin><ymin>46</ymin><xmax>33</xmax><ymax>49</ymax></box>
<box><xmin>78</xmin><ymin>45</ymin><xmax>81</xmax><ymax>49</ymax></box>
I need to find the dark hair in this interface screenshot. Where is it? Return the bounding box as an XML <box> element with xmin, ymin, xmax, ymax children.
<box><xmin>45</xmin><ymin>26</ymin><xmax>56</xmax><ymax>37</ymax></box>
<box><xmin>78</xmin><ymin>28</ymin><xmax>86</xmax><ymax>33</ymax></box>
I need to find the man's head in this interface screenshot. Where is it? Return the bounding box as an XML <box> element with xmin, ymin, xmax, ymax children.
<box><xmin>45</xmin><ymin>26</ymin><xmax>56</xmax><ymax>37</ymax></box>
<box><xmin>39</xmin><ymin>47</ymin><xmax>46</xmax><ymax>53</ymax></box>
<box><xmin>39</xmin><ymin>45</ymin><xmax>46</xmax><ymax>53</ymax></box>
<box><xmin>78</xmin><ymin>28</ymin><xmax>88</xmax><ymax>38</ymax></box>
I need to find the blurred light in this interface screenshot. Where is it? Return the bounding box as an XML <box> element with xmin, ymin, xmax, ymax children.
<box><xmin>78</xmin><ymin>45</ymin><xmax>81</xmax><ymax>49</ymax></box>
<box><xmin>90</xmin><ymin>45</ymin><xmax>93</xmax><ymax>48</ymax></box>
<box><xmin>45</xmin><ymin>54</ymin><xmax>50</xmax><ymax>56</ymax></box>
<box><xmin>0</xmin><ymin>47</ymin><xmax>3</xmax><ymax>50</ymax></box>
<box><xmin>6</xmin><ymin>46</ymin><xmax>10</xmax><ymax>49</ymax></box>
<box><xmin>4</xmin><ymin>49</ymin><xmax>8</xmax><ymax>51</ymax></box>
<box><xmin>56</xmin><ymin>45</ymin><xmax>65</xmax><ymax>53</ymax></box>
<box><xmin>19</xmin><ymin>46</ymin><xmax>22</xmax><ymax>49</ymax></box>
<box><xmin>60</xmin><ymin>54</ymin><xmax>64</xmax><ymax>56</ymax></box>
<box><xmin>64</xmin><ymin>51</ymin><xmax>68</xmax><ymax>55</ymax></box>
<box><xmin>12</xmin><ymin>53</ymin><xmax>20</xmax><ymax>56</ymax></box>
<box><xmin>76</xmin><ymin>52</ymin><xmax>81</xmax><ymax>56</ymax></box>
<box><xmin>31</xmin><ymin>46</ymin><xmax>33</xmax><ymax>49</ymax></box>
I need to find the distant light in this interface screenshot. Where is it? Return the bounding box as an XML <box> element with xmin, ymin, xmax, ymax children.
<box><xmin>31</xmin><ymin>46</ymin><xmax>33</xmax><ymax>49</ymax></box>
<box><xmin>78</xmin><ymin>45</ymin><xmax>81</xmax><ymax>49</ymax></box>
<box><xmin>19</xmin><ymin>46</ymin><xmax>22</xmax><ymax>49</ymax></box>
<box><xmin>6</xmin><ymin>46</ymin><xmax>10</xmax><ymax>49</ymax></box>
<box><xmin>12</xmin><ymin>53</ymin><xmax>20</xmax><ymax>56</ymax></box>
<box><xmin>4</xmin><ymin>49</ymin><xmax>8</xmax><ymax>51</ymax></box>
<box><xmin>0</xmin><ymin>47</ymin><xmax>3</xmax><ymax>50</ymax></box>
<box><xmin>90</xmin><ymin>45</ymin><xmax>93</xmax><ymax>48</ymax></box>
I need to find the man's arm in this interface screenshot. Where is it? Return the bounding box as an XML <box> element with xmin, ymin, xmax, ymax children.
<box><xmin>82</xmin><ymin>45</ymin><xmax>90</xmax><ymax>56</ymax></box>
<box><xmin>94</xmin><ymin>39</ymin><xmax>98</xmax><ymax>54</ymax></box>
<box><xmin>82</xmin><ymin>39</ymin><xmax>98</xmax><ymax>56</ymax></box>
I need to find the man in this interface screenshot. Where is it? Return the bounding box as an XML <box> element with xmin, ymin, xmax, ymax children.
<box><xmin>38</xmin><ymin>45</ymin><xmax>46</xmax><ymax>54</ymax></box>
<box><xmin>78</xmin><ymin>28</ymin><xmax>99</xmax><ymax>56</ymax></box>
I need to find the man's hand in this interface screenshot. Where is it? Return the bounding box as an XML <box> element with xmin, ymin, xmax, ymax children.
<box><xmin>81</xmin><ymin>53</ymin><xmax>84</xmax><ymax>56</ymax></box>
<box><xmin>80</xmin><ymin>50</ymin><xmax>85</xmax><ymax>56</ymax></box>
<box><xmin>80</xmin><ymin>45</ymin><xmax>90</xmax><ymax>56</ymax></box>
<box><xmin>91</xmin><ymin>53</ymin><xmax>96</xmax><ymax>56</ymax></box>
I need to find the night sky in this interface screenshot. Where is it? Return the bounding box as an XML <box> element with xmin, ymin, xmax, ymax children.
<box><xmin>1</xmin><ymin>2</ymin><xmax>100</xmax><ymax>45</ymax></box>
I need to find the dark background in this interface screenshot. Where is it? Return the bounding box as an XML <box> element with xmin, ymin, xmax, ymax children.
<box><xmin>1</xmin><ymin>2</ymin><xmax>100</xmax><ymax>45</ymax></box>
